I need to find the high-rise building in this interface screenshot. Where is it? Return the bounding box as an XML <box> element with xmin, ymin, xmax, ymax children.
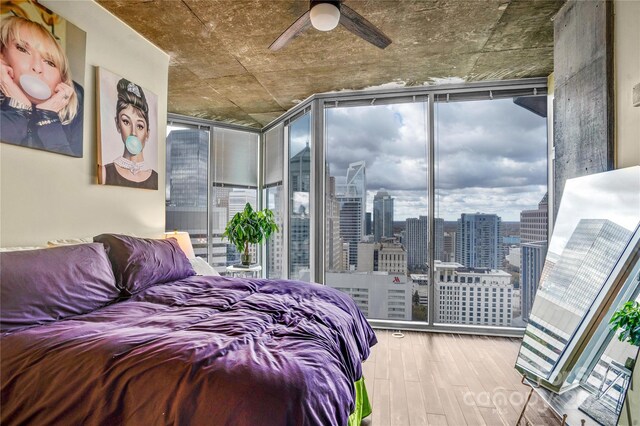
<box><xmin>443</xmin><ymin>231</ymin><xmax>456</xmax><ymax>262</ymax></box>
<box><xmin>520</xmin><ymin>219</ymin><xmax>633</xmax><ymax>376</ymax></box>
<box><xmin>432</xmin><ymin>261</ymin><xmax>513</xmax><ymax>326</ymax></box>
<box><xmin>357</xmin><ymin>241</ymin><xmax>407</xmax><ymax>274</ymax></box>
<box><xmin>165</xmin><ymin>129</ymin><xmax>209</xmax><ymax>259</ymax></box>
<box><xmin>289</xmin><ymin>144</ymin><xmax>311</xmax><ymax>279</ymax></box>
<box><xmin>518</xmin><ymin>195</ymin><xmax>549</xmax><ymax>321</ymax></box>
<box><xmin>405</xmin><ymin>216</ymin><xmax>428</xmax><ymax>270</ymax></box>
<box><xmin>365</xmin><ymin>212</ymin><xmax>372</xmax><ymax>236</ymax></box>
<box><xmin>434</xmin><ymin>218</ymin><xmax>445</xmax><ymax>261</ymax></box>
<box><xmin>456</xmin><ymin>213</ymin><xmax>502</xmax><ymax>269</ymax></box>
<box><xmin>521</xmin><ymin>241</ymin><xmax>547</xmax><ymax>321</ymax></box>
<box><xmin>265</xmin><ymin>186</ymin><xmax>284</xmax><ymax>279</ymax></box>
<box><xmin>336</xmin><ymin>161</ymin><xmax>366</xmax><ymax>268</ymax></box>
<box><xmin>166</xmin><ymin>129</ymin><xmax>208</xmax><ymax>207</ymax></box>
<box><xmin>373</xmin><ymin>191</ymin><xmax>394</xmax><ymax>242</ymax></box>
<box><xmin>520</xmin><ymin>194</ymin><xmax>548</xmax><ymax>244</ymax></box>
<box><xmin>325</xmin><ymin>173</ymin><xmax>343</xmax><ymax>271</ymax></box>
<box><xmin>506</xmin><ymin>246</ymin><xmax>521</xmax><ymax>268</ymax></box>
<box><xmin>326</xmin><ymin>272</ymin><xmax>412</xmax><ymax>320</ymax></box>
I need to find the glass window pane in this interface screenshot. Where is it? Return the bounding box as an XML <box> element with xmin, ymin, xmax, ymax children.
<box><xmin>324</xmin><ymin>102</ymin><xmax>428</xmax><ymax>321</ymax></box>
<box><xmin>165</xmin><ymin>124</ymin><xmax>209</xmax><ymax>261</ymax></box>
<box><xmin>264</xmin><ymin>123</ymin><xmax>284</xmax><ymax>186</ymax></box>
<box><xmin>211</xmin><ymin>187</ymin><xmax>258</xmax><ymax>274</ymax></box>
<box><xmin>288</xmin><ymin>113</ymin><xmax>311</xmax><ymax>281</ymax></box>
<box><xmin>212</xmin><ymin>128</ymin><xmax>259</xmax><ymax>187</ymax></box>
<box><xmin>265</xmin><ymin>185</ymin><xmax>285</xmax><ymax>279</ymax></box>
<box><xmin>434</xmin><ymin>95</ymin><xmax>548</xmax><ymax>329</ymax></box>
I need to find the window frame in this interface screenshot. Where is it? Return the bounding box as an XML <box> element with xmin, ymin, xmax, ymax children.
<box><xmin>168</xmin><ymin>78</ymin><xmax>549</xmax><ymax>337</ymax></box>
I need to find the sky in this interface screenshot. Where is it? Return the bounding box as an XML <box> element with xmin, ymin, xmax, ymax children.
<box><xmin>319</xmin><ymin>97</ymin><xmax>549</xmax><ymax>221</ymax></box>
<box><xmin>547</xmin><ymin>167</ymin><xmax>639</xmax><ymax>256</ymax></box>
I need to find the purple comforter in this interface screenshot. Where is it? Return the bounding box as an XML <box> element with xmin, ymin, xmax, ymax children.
<box><xmin>1</xmin><ymin>276</ymin><xmax>377</xmax><ymax>425</ymax></box>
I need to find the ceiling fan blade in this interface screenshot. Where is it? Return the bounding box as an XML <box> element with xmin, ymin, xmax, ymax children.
<box><xmin>339</xmin><ymin>4</ymin><xmax>391</xmax><ymax>49</ymax></box>
<box><xmin>269</xmin><ymin>10</ymin><xmax>312</xmax><ymax>51</ymax></box>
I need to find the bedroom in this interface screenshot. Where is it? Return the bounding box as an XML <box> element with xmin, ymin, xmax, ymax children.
<box><xmin>1</xmin><ymin>0</ymin><xmax>639</xmax><ymax>425</ymax></box>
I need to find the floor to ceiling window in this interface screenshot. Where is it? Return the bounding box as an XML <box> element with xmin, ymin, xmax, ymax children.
<box><xmin>323</xmin><ymin>98</ymin><xmax>429</xmax><ymax>321</ymax></box>
<box><xmin>211</xmin><ymin>128</ymin><xmax>259</xmax><ymax>273</ymax></box>
<box><xmin>433</xmin><ymin>91</ymin><xmax>548</xmax><ymax>329</ymax></box>
<box><xmin>165</xmin><ymin>117</ymin><xmax>259</xmax><ymax>275</ymax></box>
<box><xmin>264</xmin><ymin>123</ymin><xmax>285</xmax><ymax>279</ymax></box>
<box><xmin>288</xmin><ymin>112</ymin><xmax>312</xmax><ymax>281</ymax></box>
<box><xmin>166</xmin><ymin>80</ymin><xmax>549</xmax><ymax>332</ymax></box>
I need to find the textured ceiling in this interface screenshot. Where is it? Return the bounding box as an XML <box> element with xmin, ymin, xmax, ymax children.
<box><xmin>97</xmin><ymin>0</ymin><xmax>564</xmax><ymax>128</ymax></box>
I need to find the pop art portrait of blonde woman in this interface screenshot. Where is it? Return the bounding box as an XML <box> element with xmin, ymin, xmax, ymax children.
<box><xmin>0</xmin><ymin>2</ymin><xmax>85</xmax><ymax>157</ymax></box>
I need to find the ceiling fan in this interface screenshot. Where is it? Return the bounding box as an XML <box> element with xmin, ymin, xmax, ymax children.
<box><xmin>269</xmin><ymin>0</ymin><xmax>392</xmax><ymax>51</ymax></box>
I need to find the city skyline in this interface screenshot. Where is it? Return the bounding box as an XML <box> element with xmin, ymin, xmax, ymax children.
<box><xmin>324</xmin><ymin>98</ymin><xmax>547</xmax><ymax>221</ymax></box>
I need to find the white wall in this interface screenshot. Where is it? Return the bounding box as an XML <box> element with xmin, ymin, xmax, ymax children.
<box><xmin>0</xmin><ymin>0</ymin><xmax>169</xmax><ymax>246</ymax></box>
<box><xmin>615</xmin><ymin>0</ymin><xmax>640</xmax><ymax>168</ymax></box>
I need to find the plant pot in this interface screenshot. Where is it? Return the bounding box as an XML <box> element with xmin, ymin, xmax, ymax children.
<box><xmin>625</xmin><ymin>356</ymin><xmax>636</xmax><ymax>371</ymax></box>
<box><xmin>241</xmin><ymin>253</ymin><xmax>252</xmax><ymax>266</ymax></box>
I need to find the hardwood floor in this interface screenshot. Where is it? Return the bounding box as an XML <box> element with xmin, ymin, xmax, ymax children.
<box><xmin>361</xmin><ymin>330</ymin><xmax>559</xmax><ymax>426</ymax></box>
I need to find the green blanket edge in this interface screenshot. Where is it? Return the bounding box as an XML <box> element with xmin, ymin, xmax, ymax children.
<box><xmin>348</xmin><ymin>376</ymin><xmax>372</xmax><ymax>426</ymax></box>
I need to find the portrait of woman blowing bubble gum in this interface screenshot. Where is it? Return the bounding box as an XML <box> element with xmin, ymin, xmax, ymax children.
<box><xmin>0</xmin><ymin>16</ymin><xmax>83</xmax><ymax>157</ymax></box>
<box><xmin>101</xmin><ymin>78</ymin><xmax>158</xmax><ymax>190</ymax></box>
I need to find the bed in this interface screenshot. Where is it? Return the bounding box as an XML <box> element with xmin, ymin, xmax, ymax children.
<box><xmin>0</xmin><ymin>234</ymin><xmax>376</xmax><ymax>425</ymax></box>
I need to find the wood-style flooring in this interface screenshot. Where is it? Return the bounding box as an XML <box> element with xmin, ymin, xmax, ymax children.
<box><xmin>361</xmin><ymin>330</ymin><xmax>559</xmax><ymax>426</ymax></box>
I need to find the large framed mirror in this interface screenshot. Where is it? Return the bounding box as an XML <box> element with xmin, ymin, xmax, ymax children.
<box><xmin>515</xmin><ymin>166</ymin><xmax>640</xmax><ymax>395</ymax></box>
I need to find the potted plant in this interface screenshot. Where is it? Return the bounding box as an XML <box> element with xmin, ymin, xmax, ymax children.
<box><xmin>610</xmin><ymin>300</ymin><xmax>640</xmax><ymax>370</ymax></box>
<box><xmin>223</xmin><ymin>203</ymin><xmax>279</xmax><ymax>266</ymax></box>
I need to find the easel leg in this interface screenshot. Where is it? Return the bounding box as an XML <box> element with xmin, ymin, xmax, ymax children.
<box><xmin>517</xmin><ymin>385</ymin><xmax>535</xmax><ymax>426</ymax></box>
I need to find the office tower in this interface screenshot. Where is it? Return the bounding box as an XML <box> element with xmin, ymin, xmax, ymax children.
<box><xmin>326</xmin><ymin>272</ymin><xmax>412</xmax><ymax>320</ymax></box>
<box><xmin>456</xmin><ymin>213</ymin><xmax>502</xmax><ymax>269</ymax></box>
<box><xmin>325</xmin><ymin>174</ymin><xmax>343</xmax><ymax>271</ymax></box>
<box><xmin>519</xmin><ymin>195</ymin><xmax>549</xmax><ymax>320</ymax></box>
<box><xmin>431</xmin><ymin>261</ymin><xmax>513</xmax><ymax>326</ymax></box>
<box><xmin>521</xmin><ymin>194</ymin><xmax>548</xmax><ymax>244</ymax></box>
<box><xmin>265</xmin><ymin>186</ymin><xmax>284</xmax><ymax>279</ymax></box>
<box><xmin>521</xmin><ymin>219</ymin><xmax>633</xmax><ymax>376</ymax></box>
<box><xmin>444</xmin><ymin>231</ymin><xmax>456</xmax><ymax>262</ymax></box>
<box><xmin>289</xmin><ymin>144</ymin><xmax>311</xmax><ymax>279</ymax></box>
<box><xmin>365</xmin><ymin>212</ymin><xmax>372</xmax><ymax>236</ymax></box>
<box><xmin>165</xmin><ymin>129</ymin><xmax>209</xmax><ymax>258</ymax></box>
<box><xmin>166</xmin><ymin>129</ymin><xmax>208</xmax><ymax>207</ymax></box>
<box><xmin>434</xmin><ymin>218</ymin><xmax>444</xmax><ymax>261</ymax></box>
<box><xmin>290</xmin><ymin>205</ymin><xmax>310</xmax><ymax>279</ymax></box>
<box><xmin>406</xmin><ymin>216</ymin><xmax>428</xmax><ymax>270</ymax></box>
<box><xmin>506</xmin><ymin>247</ymin><xmax>521</xmax><ymax>268</ymax></box>
<box><xmin>336</xmin><ymin>161</ymin><xmax>366</xmax><ymax>268</ymax></box>
<box><xmin>521</xmin><ymin>241</ymin><xmax>547</xmax><ymax>321</ymax></box>
<box><xmin>357</xmin><ymin>241</ymin><xmax>407</xmax><ymax>274</ymax></box>
<box><xmin>373</xmin><ymin>191</ymin><xmax>394</xmax><ymax>242</ymax></box>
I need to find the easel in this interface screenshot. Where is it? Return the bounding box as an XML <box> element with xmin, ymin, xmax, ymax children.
<box><xmin>516</xmin><ymin>375</ymin><xmax>571</xmax><ymax>426</ymax></box>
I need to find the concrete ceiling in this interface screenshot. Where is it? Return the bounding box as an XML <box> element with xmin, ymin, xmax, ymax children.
<box><xmin>97</xmin><ymin>0</ymin><xmax>564</xmax><ymax>128</ymax></box>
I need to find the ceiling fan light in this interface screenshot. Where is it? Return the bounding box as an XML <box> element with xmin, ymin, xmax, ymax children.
<box><xmin>310</xmin><ymin>3</ymin><xmax>340</xmax><ymax>31</ymax></box>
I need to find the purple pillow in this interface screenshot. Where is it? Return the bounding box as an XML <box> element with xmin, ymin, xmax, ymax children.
<box><xmin>93</xmin><ymin>234</ymin><xmax>195</xmax><ymax>294</ymax></box>
<box><xmin>0</xmin><ymin>243</ymin><xmax>119</xmax><ymax>332</ymax></box>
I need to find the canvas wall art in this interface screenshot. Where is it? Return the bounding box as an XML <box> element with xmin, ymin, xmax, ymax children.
<box><xmin>97</xmin><ymin>67</ymin><xmax>158</xmax><ymax>190</ymax></box>
<box><xmin>0</xmin><ymin>0</ymin><xmax>86</xmax><ymax>157</ymax></box>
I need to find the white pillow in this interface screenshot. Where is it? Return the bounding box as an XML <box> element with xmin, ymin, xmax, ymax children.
<box><xmin>0</xmin><ymin>246</ymin><xmax>46</xmax><ymax>252</ymax></box>
<box><xmin>189</xmin><ymin>257</ymin><xmax>220</xmax><ymax>276</ymax></box>
<box><xmin>47</xmin><ymin>237</ymin><xmax>94</xmax><ymax>247</ymax></box>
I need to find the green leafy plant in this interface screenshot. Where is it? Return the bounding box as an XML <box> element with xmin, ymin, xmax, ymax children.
<box><xmin>610</xmin><ymin>301</ymin><xmax>640</xmax><ymax>347</ymax></box>
<box><xmin>223</xmin><ymin>203</ymin><xmax>279</xmax><ymax>265</ymax></box>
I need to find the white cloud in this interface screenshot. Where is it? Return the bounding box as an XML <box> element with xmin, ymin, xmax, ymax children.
<box><xmin>325</xmin><ymin>97</ymin><xmax>547</xmax><ymax>220</ymax></box>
